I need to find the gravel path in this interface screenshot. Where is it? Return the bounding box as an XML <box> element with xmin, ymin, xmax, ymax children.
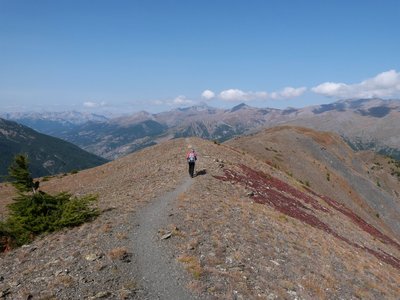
<box><xmin>131</xmin><ymin>164</ymin><xmax>199</xmax><ymax>299</ymax></box>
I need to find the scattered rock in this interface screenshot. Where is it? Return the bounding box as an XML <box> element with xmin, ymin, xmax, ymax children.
<box><xmin>225</xmin><ymin>256</ymin><xmax>234</xmax><ymax>264</ymax></box>
<box><xmin>21</xmin><ymin>245</ymin><xmax>37</xmax><ymax>252</ymax></box>
<box><xmin>287</xmin><ymin>290</ymin><xmax>297</xmax><ymax>297</ymax></box>
<box><xmin>118</xmin><ymin>288</ymin><xmax>133</xmax><ymax>299</ymax></box>
<box><xmin>246</xmin><ymin>191</ymin><xmax>254</xmax><ymax>197</ymax></box>
<box><xmin>88</xmin><ymin>291</ymin><xmax>112</xmax><ymax>299</ymax></box>
<box><xmin>267</xmin><ymin>293</ymin><xmax>277</xmax><ymax>300</ymax></box>
<box><xmin>233</xmin><ymin>290</ymin><xmax>244</xmax><ymax>300</ymax></box>
<box><xmin>96</xmin><ymin>263</ymin><xmax>108</xmax><ymax>271</ymax></box>
<box><xmin>0</xmin><ymin>288</ymin><xmax>11</xmax><ymax>297</ymax></box>
<box><xmin>85</xmin><ymin>253</ymin><xmax>100</xmax><ymax>261</ymax></box>
<box><xmin>120</xmin><ymin>253</ymin><xmax>132</xmax><ymax>263</ymax></box>
<box><xmin>161</xmin><ymin>232</ymin><xmax>172</xmax><ymax>240</ymax></box>
<box><xmin>270</xmin><ymin>260</ymin><xmax>280</xmax><ymax>266</ymax></box>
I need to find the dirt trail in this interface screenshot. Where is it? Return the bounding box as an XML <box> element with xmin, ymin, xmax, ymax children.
<box><xmin>131</xmin><ymin>141</ymin><xmax>199</xmax><ymax>299</ymax></box>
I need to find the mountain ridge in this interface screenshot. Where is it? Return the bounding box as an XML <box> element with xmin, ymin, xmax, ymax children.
<box><xmin>4</xmin><ymin>98</ymin><xmax>400</xmax><ymax>161</ymax></box>
<box><xmin>1</xmin><ymin>129</ymin><xmax>399</xmax><ymax>298</ymax></box>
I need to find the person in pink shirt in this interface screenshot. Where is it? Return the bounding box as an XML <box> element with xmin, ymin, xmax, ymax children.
<box><xmin>186</xmin><ymin>148</ymin><xmax>197</xmax><ymax>178</ymax></box>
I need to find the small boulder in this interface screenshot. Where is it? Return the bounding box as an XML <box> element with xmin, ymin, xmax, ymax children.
<box><xmin>161</xmin><ymin>232</ymin><xmax>172</xmax><ymax>240</ymax></box>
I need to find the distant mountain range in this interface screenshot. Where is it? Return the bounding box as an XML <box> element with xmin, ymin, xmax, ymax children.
<box><xmin>283</xmin><ymin>98</ymin><xmax>400</xmax><ymax>159</ymax></box>
<box><xmin>3</xmin><ymin>98</ymin><xmax>400</xmax><ymax>160</ymax></box>
<box><xmin>0</xmin><ymin>118</ymin><xmax>108</xmax><ymax>180</ymax></box>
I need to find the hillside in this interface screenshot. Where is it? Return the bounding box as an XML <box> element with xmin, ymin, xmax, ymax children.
<box><xmin>0</xmin><ymin>118</ymin><xmax>108</xmax><ymax>180</ymax></box>
<box><xmin>1</xmin><ymin>131</ymin><xmax>399</xmax><ymax>299</ymax></box>
<box><xmin>227</xmin><ymin>126</ymin><xmax>400</xmax><ymax>238</ymax></box>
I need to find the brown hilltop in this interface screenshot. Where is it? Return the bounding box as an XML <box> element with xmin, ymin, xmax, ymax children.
<box><xmin>1</xmin><ymin>133</ymin><xmax>400</xmax><ymax>299</ymax></box>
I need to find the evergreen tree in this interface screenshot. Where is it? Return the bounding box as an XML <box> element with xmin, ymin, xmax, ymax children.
<box><xmin>1</xmin><ymin>154</ymin><xmax>99</xmax><ymax>251</ymax></box>
<box><xmin>8</xmin><ymin>154</ymin><xmax>39</xmax><ymax>194</ymax></box>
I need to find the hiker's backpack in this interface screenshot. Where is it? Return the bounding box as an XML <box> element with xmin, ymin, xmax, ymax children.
<box><xmin>188</xmin><ymin>152</ymin><xmax>196</xmax><ymax>162</ymax></box>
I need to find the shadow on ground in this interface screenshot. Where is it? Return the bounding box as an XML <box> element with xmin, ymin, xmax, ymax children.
<box><xmin>196</xmin><ymin>169</ymin><xmax>207</xmax><ymax>176</ymax></box>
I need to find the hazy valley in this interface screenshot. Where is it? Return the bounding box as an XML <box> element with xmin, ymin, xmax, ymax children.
<box><xmin>0</xmin><ymin>118</ymin><xmax>108</xmax><ymax>180</ymax></box>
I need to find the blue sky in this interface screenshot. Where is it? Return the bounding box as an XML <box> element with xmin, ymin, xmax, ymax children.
<box><xmin>1</xmin><ymin>0</ymin><xmax>400</xmax><ymax>114</ymax></box>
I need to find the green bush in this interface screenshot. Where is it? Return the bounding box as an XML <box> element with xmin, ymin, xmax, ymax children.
<box><xmin>1</xmin><ymin>154</ymin><xmax>99</xmax><ymax>250</ymax></box>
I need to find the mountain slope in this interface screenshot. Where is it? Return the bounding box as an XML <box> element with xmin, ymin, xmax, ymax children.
<box><xmin>0</xmin><ymin>118</ymin><xmax>108</xmax><ymax>180</ymax></box>
<box><xmin>285</xmin><ymin>98</ymin><xmax>400</xmax><ymax>159</ymax></box>
<box><xmin>227</xmin><ymin>126</ymin><xmax>400</xmax><ymax>239</ymax></box>
<box><xmin>1</xmin><ymin>133</ymin><xmax>399</xmax><ymax>299</ymax></box>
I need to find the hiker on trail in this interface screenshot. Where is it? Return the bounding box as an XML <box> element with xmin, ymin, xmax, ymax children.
<box><xmin>186</xmin><ymin>148</ymin><xmax>197</xmax><ymax>178</ymax></box>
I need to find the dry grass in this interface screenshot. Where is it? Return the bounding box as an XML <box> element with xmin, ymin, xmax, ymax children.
<box><xmin>101</xmin><ymin>223</ymin><xmax>113</xmax><ymax>233</ymax></box>
<box><xmin>108</xmin><ymin>247</ymin><xmax>129</xmax><ymax>260</ymax></box>
<box><xmin>115</xmin><ymin>232</ymin><xmax>128</xmax><ymax>240</ymax></box>
<box><xmin>178</xmin><ymin>255</ymin><xmax>203</xmax><ymax>279</ymax></box>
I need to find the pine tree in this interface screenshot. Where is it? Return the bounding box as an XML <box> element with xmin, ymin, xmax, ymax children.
<box><xmin>1</xmin><ymin>154</ymin><xmax>99</xmax><ymax>250</ymax></box>
<box><xmin>8</xmin><ymin>154</ymin><xmax>39</xmax><ymax>194</ymax></box>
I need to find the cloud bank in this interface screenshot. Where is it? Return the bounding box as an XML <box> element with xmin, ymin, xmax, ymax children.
<box><xmin>150</xmin><ymin>69</ymin><xmax>400</xmax><ymax>111</ymax></box>
<box><xmin>201</xmin><ymin>86</ymin><xmax>306</xmax><ymax>102</ymax></box>
<box><xmin>270</xmin><ymin>87</ymin><xmax>307</xmax><ymax>100</ymax></box>
<box><xmin>219</xmin><ymin>89</ymin><xmax>269</xmax><ymax>102</ymax></box>
<box><xmin>200</xmin><ymin>70</ymin><xmax>400</xmax><ymax>104</ymax></box>
<box><xmin>312</xmin><ymin>70</ymin><xmax>400</xmax><ymax>99</ymax></box>
<box><xmin>83</xmin><ymin>101</ymin><xmax>107</xmax><ymax>108</ymax></box>
<box><xmin>172</xmin><ymin>95</ymin><xmax>195</xmax><ymax>105</ymax></box>
<box><xmin>152</xmin><ymin>95</ymin><xmax>195</xmax><ymax>106</ymax></box>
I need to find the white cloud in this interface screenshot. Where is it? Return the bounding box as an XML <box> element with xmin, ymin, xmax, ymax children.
<box><xmin>311</xmin><ymin>82</ymin><xmax>347</xmax><ymax>97</ymax></box>
<box><xmin>218</xmin><ymin>89</ymin><xmax>268</xmax><ymax>102</ymax></box>
<box><xmin>270</xmin><ymin>86</ymin><xmax>307</xmax><ymax>100</ymax></box>
<box><xmin>153</xmin><ymin>100</ymin><xmax>164</xmax><ymax>105</ymax></box>
<box><xmin>312</xmin><ymin>70</ymin><xmax>400</xmax><ymax>99</ymax></box>
<box><xmin>219</xmin><ymin>89</ymin><xmax>249</xmax><ymax>101</ymax></box>
<box><xmin>201</xmin><ymin>89</ymin><xmax>215</xmax><ymax>100</ymax></box>
<box><xmin>83</xmin><ymin>101</ymin><xmax>106</xmax><ymax>108</ymax></box>
<box><xmin>83</xmin><ymin>101</ymin><xmax>97</xmax><ymax>108</ymax></box>
<box><xmin>215</xmin><ymin>87</ymin><xmax>305</xmax><ymax>102</ymax></box>
<box><xmin>172</xmin><ymin>95</ymin><xmax>195</xmax><ymax>105</ymax></box>
<box><xmin>153</xmin><ymin>96</ymin><xmax>195</xmax><ymax>106</ymax></box>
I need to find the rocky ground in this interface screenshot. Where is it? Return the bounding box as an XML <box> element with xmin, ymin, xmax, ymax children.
<box><xmin>1</xmin><ymin>135</ymin><xmax>400</xmax><ymax>299</ymax></box>
<box><xmin>0</xmin><ymin>138</ymin><xmax>194</xmax><ymax>299</ymax></box>
<box><xmin>172</xmin><ymin>138</ymin><xmax>400</xmax><ymax>299</ymax></box>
